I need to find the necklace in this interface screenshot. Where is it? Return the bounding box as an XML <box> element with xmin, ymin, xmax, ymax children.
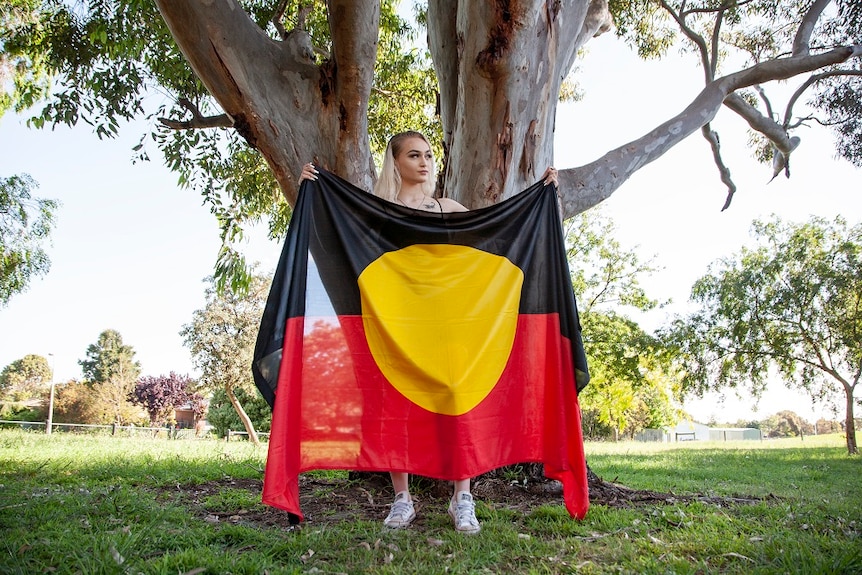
<box><xmin>397</xmin><ymin>195</ymin><xmax>434</xmax><ymax>210</ymax></box>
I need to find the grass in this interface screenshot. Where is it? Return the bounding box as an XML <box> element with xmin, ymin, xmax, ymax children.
<box><xmin>1</xmin><ymin>431</ymin><xmax>859</xmax><ymax>574</ymax></box>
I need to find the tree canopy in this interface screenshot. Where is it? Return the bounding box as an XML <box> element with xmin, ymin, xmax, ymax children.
<box><xmin>564</xmin><ymin>211</ymin><xmax>683</xmax><ymax>439</ymax></box>
<box><xmin>79</xmin><ymin>328</ymin><xmax>141</xmax><ymax>384</ymax></box>
<box><xmin>664</xmin><ymin>215</ymin><xmax>862</xmax><ymax>454</ymax></box>
<box><xmin>132</xmin><ymin>372</ymin><xmax>199</xmax><ymax>426</ymax></box>
<box><xmin>1</xmin><ymin>1</ymin><xmax>859</xmax><ymax>287</ymax></box>
<box><xmin>0</xmin><ymin>174</ymin><xmax>58</xmax><ymax>305</ymax></box>
<box><xmin>180</xmin><ymin>273</ymin><xmax>271</xmax><ymax>444</ymax></box>
<box><xmin>0</xmin><ymin>353</ymin><xmax>51</xmax><ymax>401</ymax></box>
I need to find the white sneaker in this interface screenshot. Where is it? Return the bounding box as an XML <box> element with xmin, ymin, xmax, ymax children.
<box><xmin>383</xmin><ymin>491</ymin><xmax>415</xmax><ymax>528</ymax></box>
<box><xmin>448</xmin><ymin>491</ymin><xmax>481</xmax><ymax>534</ymax></box>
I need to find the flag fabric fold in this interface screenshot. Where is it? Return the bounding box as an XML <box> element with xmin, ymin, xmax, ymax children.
<box><xmin>253</xmin><ymin>168</ymin><xmax>590</xmax><ymax>522</ymax></box>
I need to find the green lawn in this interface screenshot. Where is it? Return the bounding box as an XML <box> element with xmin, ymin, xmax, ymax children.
<box><xmin>1</xmin><ymin>430</ymin><xmax>859</xmax><ymax>574</ymax></box>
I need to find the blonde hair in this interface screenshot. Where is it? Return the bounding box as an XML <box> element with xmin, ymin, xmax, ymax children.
<box><xmin>373</xmin><ymin>131</ymin><xmax>437</xmax><ymax>202</ymax></box>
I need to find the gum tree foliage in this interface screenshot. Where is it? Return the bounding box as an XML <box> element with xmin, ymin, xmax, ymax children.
<box><xmin>180</xmin><ymin>273</ymin><xmax>271</xmax><ymax>446</ymax></box>
<box><xmin>1</xmin><ymin>1</ymin><xmax>860</xmax><ymax>289</ymax></box>
<box><xmin>664</xmin><ymin>216</ymin><xmax>862</xmax><ymax>455</ymax></box>
<box><xmin>565</xmin><ymin>211</ymin><xmax>684</xmax><ymax>440</ymax></box>
<box><xmin>132</xmin><ymin>372</ymin><xmax>200</xmax><ymax>426</ymax></box>
<box><xmin>0</xmin><ymin>174</ymin><xmax>58</xmax><ymax>305</ymax></box>
<box><xmin>0</xmin><ymin>353</ymin><xmax>51</xmax><ymax>401</ymax></box>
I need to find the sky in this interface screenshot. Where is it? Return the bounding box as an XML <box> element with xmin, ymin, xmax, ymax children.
<box><xmin>1</xmin><ymin>28</ymin><xmax>859</xmax><ymax>425</ymax></box>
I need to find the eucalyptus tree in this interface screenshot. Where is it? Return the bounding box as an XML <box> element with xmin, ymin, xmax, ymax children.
<box><xmin>180</xmin><ymin>274</ymin><xmax>271</xmax><ymax>445</ymax></box>
<box><xmin>665</xmin><ymin>216</ymin><xmax>862</xmax><ymax>454</ymax></box>
<box><xmin>564</xmin><ymin>212</ymin><xmax>683</xmax><ymax>440</ymax></box>
<box><xmin>2</xmin><ymin>1</ymin><xmax>860</xmax><ymax>287</ymax></box>
<box><xmin>0</xmin><ymin>353</ymin><xmax>52</xmax><ymax>401</ymax></box>
<box><xmin>0</xmin><ymin>174</ymin><xmax>58</xmax><ymax>305</ymax></box>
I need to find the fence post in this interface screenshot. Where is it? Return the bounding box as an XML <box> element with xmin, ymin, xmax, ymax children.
<box><xmin>226</xmin><ymin>429</ymin><xmax>231</xmax><ymax>442</ymax></box>
<box><xmin>112</xmin><ymin>422</ymin><xmax>118</xmax><ymax>436</ymax></box>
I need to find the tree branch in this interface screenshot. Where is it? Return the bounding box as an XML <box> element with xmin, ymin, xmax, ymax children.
<box><xmin>700</xmin><ymin>123</ymin><xmax>738</xmax><ymax>210</ymax></box>
<box><xmin>792</xmin><ymin>0</ymin><xmax>832</xmax><ymax>56</ymax></box>
<box><xmin>158</xmin><ymin>97</ymin><xmax>233</xmax><ymax>130</ymax></box>
<box><xmin>783</xmin><ymin>69</ymin><xmax>862</xmax><ymax>128</ymax></box>
<box><xmin>565</xmin><ymin>44</ymin><xmax>862</xmax><ymax>216</ymax></box>
<box><xmin>273</xmin><ymin>0</ymin><xmax>289</xmax><ymax>39</ymax></box>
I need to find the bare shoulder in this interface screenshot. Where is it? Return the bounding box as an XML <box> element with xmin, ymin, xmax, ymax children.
<box><xmin>438</xmin><ymin>197</ymin><xmax>469</xmax><ymax>213</ymax></box>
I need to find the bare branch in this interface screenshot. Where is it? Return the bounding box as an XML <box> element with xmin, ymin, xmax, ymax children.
<box><xmin>754</xmin><ymin>85</ymin><xmax>775</xmax><ymax>120</ymax></box>
<box><xmin>709</xmin><ymin>5</ymin><xmax>725</xmax><ymax>79</ymax></box>
<box><xmin>660</xmin><ymin>0</ymin><xmax>711</xmax><ymax>82</ymax></box>
<box><xmin>158</xmin><ymin>97</ymin><xmax>233</xmax><ymax>130</ymax></box>
<box><xmin>272</xmin><ymin>0</ymin><xmax>289</xmax><ymax>39</ymax></box>
<box><xmin>700</xmin><ymin>123</ymin><xmax>738</xmax><ymax>210</ymax></box>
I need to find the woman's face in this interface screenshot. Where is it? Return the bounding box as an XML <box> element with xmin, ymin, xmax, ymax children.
<box><xmin>394</xmin><ymin>137</ymin><xmax>433</xmax><ymax>187</ymax></box>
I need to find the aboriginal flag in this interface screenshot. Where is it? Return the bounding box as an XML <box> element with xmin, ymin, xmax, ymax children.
<box><xmin>253</xmin><ymin>168</ymin><xmax>590</xmax><ymax>523</ymax></box>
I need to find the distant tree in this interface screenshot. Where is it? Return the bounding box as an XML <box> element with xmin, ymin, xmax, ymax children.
<box><xmin>50</xmin><ymin>379</ymin><xmax>100</xmax><ymax>424</ymax></box>
<box><xmin>79</xmin><ymin>329</ymin><xmax>141</xmax><ymax>384</ymax></box>
<box><xmin>665</xmin><ymin>216</ymin><xmax>862</xmax><ymax>454</ymax></box>
<box><xmin>566</xmin><ymin>211</ymin><xmax>683</xmax><ymax>441</ymax></box>
<box><xmin>181</xmin><ymin>274</ymin><xmax>270</xmax><ymax>446</ymax></box>
<box><xmin>79</xmin><ymin>330</ymin><xmax>143</xmax><ymax>424</ymax></box>
<box><xmin>206</xmin><ymin>387</ymin><xmax>271</xmax><ymax>439</ymax></box>
<box><xmin>0</xmin><ymin>174</ymin><xmax>58</xmax><ymax>305</ymax></box>
<box><xmin>762</xmin><ymin>410</ymin><xmax>814</xmax><ymax>438</ymax></box>
<box><xmin>579</xmin><ymin>409</ymin><xmax>616</xmax><ymax>441</ymax></box>
<box><xmin>0</xmin><ymin>353</ymin><xmax>51</xmax><ymax>401</ymax></box>
<box><xmin>815</xmin><ymin>418</ymin><xmax>843</xmax><ymax>435</ymax></box>
<box><xmin>132</xmin><ymin>372</ymin><xmax>199</xmax><ymax>427</ymax></box>
<box><xmin>51</xmin><ymin>378</ymin><xmax>148</xmax><ymax>426</ymax></box>
<box><xmin>732</xmin><ymin>419</ymin><xmax>762</xmax><ymax>430</ymax></box>
<box><xmin>90</xmin><ymin>377</ymin><xmax>147</xmax><ymax>425</ymax></box>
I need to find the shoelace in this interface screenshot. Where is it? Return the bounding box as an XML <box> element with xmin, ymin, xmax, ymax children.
<box><xmin>389</xmin><ymin>500</ymin><xmax>413</xmax><ymax>520</ymax></box>
<box><xmin>452</xmin><ymin>500</ymin><xmax>477</xmax><ymax>525</ymax></box>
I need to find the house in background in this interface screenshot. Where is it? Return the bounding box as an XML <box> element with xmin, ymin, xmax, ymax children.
<box><xmin>669</xmin><ymin>420</ymin><xmax>711</xmax><ymax>441</ymax></box>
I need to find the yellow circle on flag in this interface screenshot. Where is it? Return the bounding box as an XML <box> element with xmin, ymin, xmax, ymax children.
<box><xmin>358</xmin><ymin>244</ymin><xmax>523</xmax><ymax>416</ymax></box>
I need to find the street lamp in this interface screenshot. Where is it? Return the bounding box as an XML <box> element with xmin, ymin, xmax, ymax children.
<box><xmin>46</xmin><ymin>353</ymin><xmax>55</xmax><ymax>435</ymax></box>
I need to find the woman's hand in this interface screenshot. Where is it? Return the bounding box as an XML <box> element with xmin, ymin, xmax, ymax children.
<box><xmin>300</xmin><ymin>162</ymin><xmax>318</xmax><ymax>182</ymax></box>
<box><xmin>542</xmin><ymin>166</ymin><xmax>558</xmax><ymax>187</ymax></box>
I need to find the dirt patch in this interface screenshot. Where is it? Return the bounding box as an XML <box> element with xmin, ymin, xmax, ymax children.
<box><xmin>154</xmin><ymin>471</ymin><xmax>768</xmax><ymax>530</ymax></box>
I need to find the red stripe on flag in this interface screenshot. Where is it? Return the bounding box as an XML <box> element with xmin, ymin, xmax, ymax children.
<box><xmin>262</xmin><ymin>313</ymin><xmax>588</xmax><ymax>520</ymax></box>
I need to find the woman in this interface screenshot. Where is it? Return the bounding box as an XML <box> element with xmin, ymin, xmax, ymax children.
<box><xmin>300</xmin><ymin>131</ymin><xmax>558</xmax><ymax>534</ymax></box>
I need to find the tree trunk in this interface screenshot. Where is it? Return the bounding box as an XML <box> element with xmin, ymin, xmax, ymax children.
<box><xmin>154</xmin><ymin>1</ymin><xmax>861</xmax><ymax>220</ymax></box>
<box><xmin>427</xmin><ymin>1</ymin><xmax>608</xmax><ymax>206</ymax></box>
<box><xmin>226</xmin><ymin>383</ymin><xmax>260</xmax><ymax>446</ymax></box>
<box><xmin>844</xmin><ymin>388</ymin><xmax>858</xmax><ymax>455</ymax></box>
<box><xmin>153</xmin><ymin>0</ymin><xmax>379</xmax><ymax>205</ymax></box>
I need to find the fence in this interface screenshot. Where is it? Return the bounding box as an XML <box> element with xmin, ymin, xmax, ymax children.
<box><xmin>0</xmin><ymin>419</ymin><xmax>270</xmax><ymax>441</ymax></box>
